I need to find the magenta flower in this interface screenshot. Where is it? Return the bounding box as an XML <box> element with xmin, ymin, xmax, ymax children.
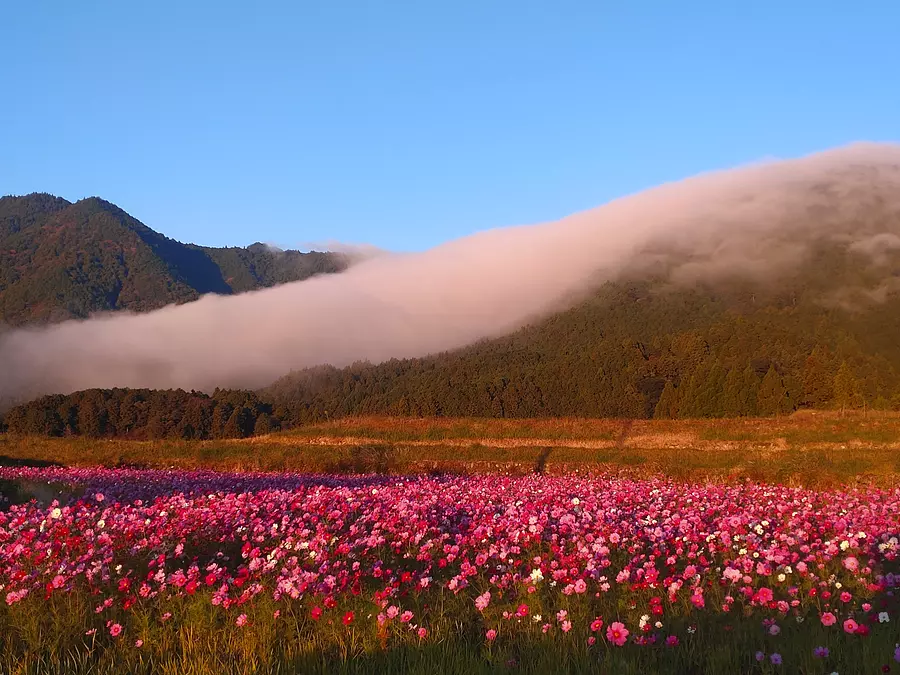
<box><xmin>607</xmin><ymin>622</ymin><xmax>629</xmax><ymax>646</ymax></box>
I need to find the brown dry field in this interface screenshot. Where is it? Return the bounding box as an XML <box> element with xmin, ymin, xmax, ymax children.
<box><xmin>2</xmin><ymin>410</ymin><xmax>900</xmax><ymax>487</ymax></box>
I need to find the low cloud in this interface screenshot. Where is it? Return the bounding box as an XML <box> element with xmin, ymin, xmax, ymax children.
<box><xmin>2</xmin><ymin>142</ymin><xmax>900</xmax><ymax>402</ymax></box>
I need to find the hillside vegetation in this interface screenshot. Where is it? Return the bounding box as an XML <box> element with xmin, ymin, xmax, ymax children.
<box><xmin>265</xmin><ymin>238</ymin><xmax>900</xmax><ymax>422</ymax></box>
<box><xmin>0</xmin><ymin>388</ymin><xmax>283</xmax><ymax>440</ymax></box>
<box><xmin>0</xmin><ymin>193</ymin><xmax>347</xmax><ymax>325</ymax></box>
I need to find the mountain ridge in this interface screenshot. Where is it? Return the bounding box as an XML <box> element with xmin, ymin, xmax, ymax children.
<box><xmin>0</xmin><ymin>192</ymin><xmax>348</xmax><ymax>326</ymax></box>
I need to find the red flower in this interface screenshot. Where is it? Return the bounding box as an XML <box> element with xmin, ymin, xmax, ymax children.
<box><xmin>342</xmin><ymin>611</ymin><xmax>354</xmax><ymax>626</ymax></box>
<box><xmin>310</xmin><ymin>606</ymin><xmax>323</xmax><ymax>620</ymax></box>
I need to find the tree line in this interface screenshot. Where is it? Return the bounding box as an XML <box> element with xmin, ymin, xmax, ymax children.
<box><xmin>0</xmin><ymin>388</ymin><xmax>283</xmax><ymax>439</ymax></box>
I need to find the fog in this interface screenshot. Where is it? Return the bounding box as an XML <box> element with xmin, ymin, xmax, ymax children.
<box><xmin>2</xmin><ymin>142</ymin><xmax>900</xmax><ymax>401</ymax></box>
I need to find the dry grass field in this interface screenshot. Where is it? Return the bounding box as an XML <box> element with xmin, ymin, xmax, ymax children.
<box><xmin>3</xmin><ymin>410</ymin><xmax>900</xmax><ymax>487</ymax></box>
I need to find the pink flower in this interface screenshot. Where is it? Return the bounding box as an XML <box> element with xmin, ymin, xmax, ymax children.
<box><xmin>843</xmin><ymin>556</ymin><xmax>859</xmax><ymax>571</ymax></box>
<box><xmin>474</xmin><ymin>592</ymin><xmax>491</xmax><ymax>611</ymax></box>
<box><xmin>587</xmin><ymin>636</ymin><xmax>596</xmax><ymax>646</ymax></box>
<box><xmin>561</xmin><ymin>620</ymin><xmax>572</xmax><ymax>633</ymax></box>
<box><xmin>386</xmin><ymin>606</ymin><xmax>399</xmax><ymax>619</ymax></box>
<box><xmin>109</xmin><ymin>623</ymin><xmax>123</xmax><ymax>637</ymax></box>
<box><xmin>515</xmin><ymin>603</ymin><xmax>529</xmax><ymax>618</ymax></box>
<box><xmin>666</xmin><ymin>635</ymin><xmax>679</xmax><ymax>647</ymax></box>
<box><xmin>821</xmin><ymin>612</ymin><xmax>837</xmax><ymax>627</ymax></box>
<box><xmin>840</xmin><ymin>591</ymin><xmax>852</xmax><ymax>603</ymax></box>
<box><xmin>607</xmin><ymin>621</ymin><xmax>629</xmax><ymax>646</ymax></box>
<box><xmin>135</xmin><ymin>639</ymin><xmax>143</xmax><ymax>648</ymax></box>
<box><xmin>556</xmin><ymin>609</ymin><xmax>568</xmax><ymax>622</ymax></box>
<box><xmin>235</xmin><ymin>614</ymin><xmax>248</xmax><ymax>627</ymax></box>
<box><xmin>590</xmin><ymin>618</ymin><xmax>604</xmax><ymax>632</ymax></box>
<box><xmin>843</xmin><ymin>618</ymin><xmax>859</xmax><ymax>634</ymax></box>
<box><xmin>573</xmin><ymin>579</ymin><xmax>587</xmax><ymax>594</ymax></box>
<box><xmin>400</xmin><ymin>610</ymin><xmax>413</xmax><ymax>623</ymax></box>
<box><xmin>486</xmin><ymin>629</ymin><xmax>497</xmax><ymax>642</ymax></box>
<box><xmin>417</xmin><ymin>627</ymin><xmax>427</xmax><ymax>639</ymax></box>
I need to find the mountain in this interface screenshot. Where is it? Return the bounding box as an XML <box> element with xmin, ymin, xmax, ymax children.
<box><xmin>265</xmin><ymin>155</ymin><xmax>900</xmax><ymax>422</ymax></box>
<box><xmin>0</xmin><ymin>193</ymin><xmax>348</xmax><ymax>326</ymax></box>
<box><xmin>264</xmin><ymin>263</ymin><xmax>900</xmax><ymax>421</ymax></box>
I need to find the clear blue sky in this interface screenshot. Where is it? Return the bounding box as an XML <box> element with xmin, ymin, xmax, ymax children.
<box><xmin>3</xmin><ymin>1</ymin><xmax>898</xmax><ymax>252</ymax></box>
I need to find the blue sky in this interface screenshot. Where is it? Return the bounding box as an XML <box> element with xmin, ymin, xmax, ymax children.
<box><xmin>3</xmin><ymin>1</ymin><xmax>898</xmax><ymax>252</ymax></box>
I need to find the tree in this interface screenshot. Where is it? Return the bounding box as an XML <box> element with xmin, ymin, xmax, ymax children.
<box><xmin>802</xmin><ymin>347</ymin><xmax>833</xmax><ymax>408</ymax></box>
<box><xmin>721</xmin><ymin>366</ymin><xmax>761</xmax><ymax>417</ymax></box>
<box><xmin>653</xmin><ymin>381</ymin><xmax>680</xmax><ymax>419</ymax></box>
<box><xmin>833</xmin><ymin>362</ymin><xmax>861</xmax><ymax>416</ymax></box>
<box><xmin>757</xmin><ymin>366</ymin><xmax>792</xmax><ymax>417</ymax></box>
<box><xmin>253</xmin><ymin>413</ymin><xmax>272</xmax><ymax>436</ymax></box>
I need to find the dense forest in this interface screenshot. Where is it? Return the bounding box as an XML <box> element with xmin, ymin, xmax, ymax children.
<box><xmin>4</xmin><ymin>238</ymin><xmax>900</xmax><ymax>436</ymax></box>
<box><xmin>262</xmin><ymin>239</ymin><xmax>900</xmax><ymax>424</ymax></box>
<box><xmin>0</xmin><ymin>389</ymin><xmax>282</xmax><ymax>439</ymax></box>
<box><xmin>0</xmin><ymin>193</ymin><xmax>347</xmax><ymax>326</ymax></box>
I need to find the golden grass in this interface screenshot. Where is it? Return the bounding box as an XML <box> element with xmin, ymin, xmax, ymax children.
<box><xmin>2</xmin><ymin>410</ymin><xmax>900</xmax><ymax>488</ymax></box>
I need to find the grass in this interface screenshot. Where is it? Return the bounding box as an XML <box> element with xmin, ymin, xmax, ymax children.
<box><xmin>3</xmin><ymin>412</ymin><xmax>900</xmax><ymax>672</ymax></box>
<box><xmin>3</xmin><ymin>573</ymin><xmax>899</xmax><ymax>674</ymax></box>
<box><xmin>3</xmin><ymin>410</ymin><xmax>900</xmax><ymax>487</ymax></box>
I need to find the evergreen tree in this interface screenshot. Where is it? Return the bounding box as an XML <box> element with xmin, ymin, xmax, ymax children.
<box><xmin>653</xmin><ymin>380</ymin><xmax>679</xmax><ymax>419</ymax></box>
<box><xmin>833</xmin><ymin>362</ymin><xmax>861</xmax><ymax>415</ymax></box>
<box><xmin>757</xmin><ymin>366</ymin><xmax>792</xmax><ymax>417</ymax></box>
<box><xmin>802</xmin><ymin>347</ymin><xmax>833</xmax><ymax>407</ymax></box>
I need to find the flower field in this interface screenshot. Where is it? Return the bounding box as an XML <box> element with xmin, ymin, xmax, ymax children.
<box><xmin>2</xmin><ymin>468</ymin><xmax>900</xmax><ymax>674</ymax></box>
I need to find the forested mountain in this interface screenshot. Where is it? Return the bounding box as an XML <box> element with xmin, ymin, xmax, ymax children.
<box><xmin>0</xmin><ymin>193</ymin><xmax>347</xmax><ymax>326</ymax></box>
<box><xmin>264</xmin><ymin>237</ymin><xmax>900</xmax><ymax>422</ymax></box>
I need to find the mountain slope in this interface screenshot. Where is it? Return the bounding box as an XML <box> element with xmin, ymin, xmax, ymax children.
<box><xmin>265</xmin><ymin>231</ymin><xmax>900</xmax><ymax>422</ymax></box>
<box><xmin>0</xmin><ymin>193</ymin><xmax>347</xmax><ymax>326</ymax></box>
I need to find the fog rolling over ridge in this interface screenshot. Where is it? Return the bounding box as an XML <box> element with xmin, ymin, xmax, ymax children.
<box><xmin>2</xmin><ymin>142</ymin><xmax>900</xmax><ymax>401</ymax></box>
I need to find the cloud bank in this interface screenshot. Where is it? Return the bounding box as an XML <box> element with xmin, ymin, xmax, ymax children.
<box><xmin>2</xmin><ymin>142</ymin><xmax>900</xmax><ymax>401</ymax></box>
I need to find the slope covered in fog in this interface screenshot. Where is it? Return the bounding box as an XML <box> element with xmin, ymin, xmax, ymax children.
<box><xmin>2</xmin><ymin>143</ymin><xmax>900</xmax><ymax>406</ymax></box>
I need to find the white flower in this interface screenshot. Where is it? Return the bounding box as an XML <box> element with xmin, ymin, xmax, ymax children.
<box><xmin>529</xmin><ymin>568</ymin><xmax>544</xmax><ymax>583</ymax></box>
<box><xmin>571</xmin><ymin>497</ymin><xmax>580</xmax><ymax>506</ymax></box>
<box><xmin>840</xmin><ymin>540</ymin><xmax>850</xmax><ymax>551</ymax></box>
<box><xmin>655</xmin><ymin>621</ymin><xmax>663</xmax><ymax>629</ymax></box>
<box><xmin>777</xmin><ymin>574</ymin><xmax>786</xmax><ymax>582</ymax></box>
<box><xmin>879</xmin><ymin>612</ymin><xmax>890</xmax><ymax>623</ymax></box>
<box><xmin>50</xmin><ymin>508</ymin><xmax>62</xmax><ymax>519</ymax></box>
<box><xmin>532</xmin><ymin>614</ymin><xmax>542</xmax><ymax>623</ymax></box>
<box><xmin>835</xmin><ymin>582</ymin><xmax>842</xmax><ymax>589</ymax></box>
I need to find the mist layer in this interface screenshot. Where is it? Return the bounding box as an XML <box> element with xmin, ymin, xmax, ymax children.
<box><xmin>2</xmin><ymin>143</ymin><xmax>900</xmax><ymax>401</ymax></box>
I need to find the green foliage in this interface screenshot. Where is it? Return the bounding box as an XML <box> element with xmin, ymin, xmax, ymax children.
<box><xmin>0</xmin><ymin>194</ymin><xmax>347</xmax><ymax>326</ymax></box>
<box><xmin>653</xmin><ymin>381</ymin><xmax>679</xmax><ymax>419</ymax></box>
<box><xmin>756</xmin><ymin>366</ymin><xmax>793</xmax><ymax>417</ymax></box>
<box><xmin>265</xmin><ymin>244</ymin><xmax>900</xmax><ymax>421</ymax></box>
<box><xmin>833</xmin><ymin>361</ymin><xmax>862</xmax><ymax>413</ymax></box>
<box><xmin>3</xmin><ymin>388</ymin><xmax>282</xmax><ymax>440</ymax></box>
